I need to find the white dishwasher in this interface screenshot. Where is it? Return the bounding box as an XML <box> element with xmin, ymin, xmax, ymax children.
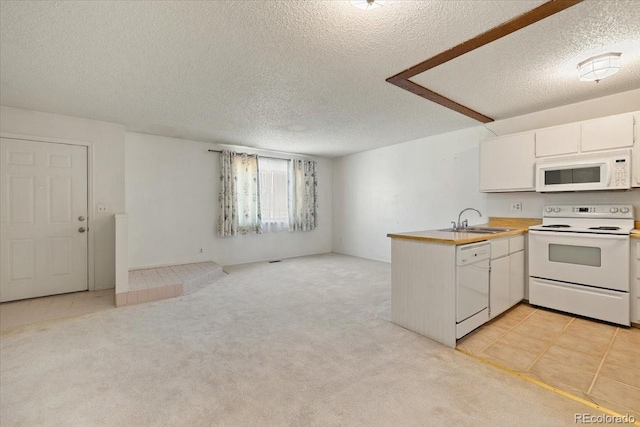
<box><xmin>456</xmin><ymin>241</ymin><xmax>490</xmax><ymax>339</ymax></box>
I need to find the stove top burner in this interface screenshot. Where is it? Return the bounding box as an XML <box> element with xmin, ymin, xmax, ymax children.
<box><xmin>588</xmin><ymin>226</ymin><xmax>621</xmax><ymax>231</ymax></box>
<box><xmin>541</xmin><ymin>224</ymin><xmax>571</xmax><ymax>228</ymax></box>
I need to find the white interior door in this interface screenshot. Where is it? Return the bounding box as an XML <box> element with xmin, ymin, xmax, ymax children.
<box><xmin>1</xmin><ymin>138</ymin><xmax>88</xmax><ymax>302</ymax></box>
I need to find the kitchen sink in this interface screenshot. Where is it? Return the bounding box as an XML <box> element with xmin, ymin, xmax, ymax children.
<box><xmin>439</xmin><ymin>227</ymin><xmax>513</xmax><ymax>234</ymax></box>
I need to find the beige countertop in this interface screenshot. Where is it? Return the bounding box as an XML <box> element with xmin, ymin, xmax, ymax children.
<box><xmin>386</xmin><ymin>227</ymin><xmax>527</xmax><ymax>245</ymax></box>
<box><xmin>388</xmin><ymin>217</ymin><xmax>640</xmax><ymax>243</ymax></box>
<box><xmin>386</xmin><ymin>217</ymin><xmax>540</xmax><ymax>245</ymax></box>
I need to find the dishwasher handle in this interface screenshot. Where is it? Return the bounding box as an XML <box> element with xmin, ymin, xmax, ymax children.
<box><xmin>457</xmin><ymin>242</ymin><xmax>491</xmax><ymax>265</ymax></box>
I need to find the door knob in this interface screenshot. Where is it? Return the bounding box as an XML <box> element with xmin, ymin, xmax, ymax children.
<box><xmin>78</xmin><ymin>216</ymin><xmax>85</xmax><ymax>221</ymax></box>
<box><xmin>78</xmin><ymin>227</ymin><xmax>86</xmax><ymax>233</ymax></box>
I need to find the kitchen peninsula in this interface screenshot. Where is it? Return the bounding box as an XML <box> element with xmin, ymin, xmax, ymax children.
<box><xmin>387</xmin><ymin>219</ymin><xmax>536</xmax><ymax>347</ymax></box>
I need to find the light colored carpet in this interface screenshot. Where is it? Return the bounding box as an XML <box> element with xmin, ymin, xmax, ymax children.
<box><xmin>1</xmin><ymin>253</ymin><xmax>609</xmax><ymax>426</ymax></box>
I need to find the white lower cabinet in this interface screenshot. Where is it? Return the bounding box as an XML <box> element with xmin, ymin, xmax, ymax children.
<box><xmin>389</xmin><ymin>233</ymin><xmax>528</xmax><ymax>347</ymax></box>
<box><xmin>509</xmin><ymin>251</ymin><xmax>525</xmax><ymax>305</ymax></box>
<box><xmin>490</xmin><ymin>256</ymin><xmax>510</xmax><ymax>318</ymax></box>
<box><xmin>490</xmin><ymin>235</ymin><xmax>525</xmax><ymax>319</ymax></box>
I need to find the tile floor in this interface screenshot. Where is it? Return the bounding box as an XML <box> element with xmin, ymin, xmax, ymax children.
<box><xmin>128</xmin><ymin>262</ymin><xmax>223</xmax><ymax>292</ymax></box>
<box><xmin>457</xmin><ymin>303</ymin><xmax>640</xmax><ymax>420</ymax></box>
<box><xmin>0</xmin><ymin>289</ymin><xmax>114</xmax><ymax>333</ymax></box>
<box><xmin>119</xmin><ymin>261</ymin><xmax>225</xmax><ymax>306</ymax></box>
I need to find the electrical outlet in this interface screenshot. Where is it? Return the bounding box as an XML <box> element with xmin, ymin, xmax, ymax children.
<box><xmin>97</xmin><ymin>204</ymin><xmax>108</xmax><ymax>213</ymax></box>
<box><xmin>199</xmin><ymin>248</ymin><xmax>203</xmax><ymax>253</ymax></box>
<box><xmin>510</xmin><ymin>202</ymin><xmax>522</xmax><ymax>212</ymax></box>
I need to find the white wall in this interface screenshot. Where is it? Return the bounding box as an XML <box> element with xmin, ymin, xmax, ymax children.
<box><xmin>333</xmin><ymin>89</ymin><xmax>640</xmax><ymax>263</ymax></box>
<box><xmin>125</xmin><ymin>132</ymin><xmax>332</xmax><ymax>268</ymax></box>
<box><xmin>0</xmin><ymin>105</ymin><xmax>125</xmax><ymax>289</ymax></box>
<box><xmin>333</xmin><ymin>126</ymin><xmax>489</xmax><ymax>262</ymax></box>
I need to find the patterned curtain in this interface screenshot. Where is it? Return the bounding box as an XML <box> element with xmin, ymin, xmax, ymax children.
<box><xmin>218</xmin><ymin>150</ymin><xmax>262</xmax><ymax>236</ymax></box>
<box><xmin>289</xmin><ymin>159</ymin><xmax>318</xmax><ymax>231</ymax></box>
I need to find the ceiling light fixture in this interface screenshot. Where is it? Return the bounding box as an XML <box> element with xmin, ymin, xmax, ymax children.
<box><xmin>577</xmin><ymin>52</ymin><xmax>622</xmax><ymax>83</ymax></box>
<box><xmin>350</xmin><ymin>0</ymin><xmax>389</xmax><ymax>11</ymax></box>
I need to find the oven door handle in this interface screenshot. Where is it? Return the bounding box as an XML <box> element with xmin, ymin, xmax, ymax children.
<box><xmin>529</xmin><ymin>230</ymin><xmax>629</xmax><ymax>240</ymax></box>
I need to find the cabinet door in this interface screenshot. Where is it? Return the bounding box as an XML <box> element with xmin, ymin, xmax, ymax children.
<box><xmin>480</xmin><ymin>133</ymin><xmax>536</xmax><ymax>192</ymax></box>
<box><xmin>535</xmin><ymin>124</ymin><xmax>579</xmax><ymax>157</ymax></box>
<box><xmin>490</xmin><ymin>256</ymin><xmax>510</xmax><ymax>319</ymax></box>
<box><xmin>491</xmin><ymin>238</ymin><xmax>509</xmax><ymax>259</ymax></box>
<box><xmin>581</xmin><ymin>113</ymin><xmax>634</xmax><ymax>152</ymax></box>
<box><xmin>509</xmin><ymin>250</ymin><xmax>525</xmax><ymax>306</ymax></box>
<box><xmin>508</xmin><ymin>235</ymin><xmax>524</xmax><ymax>254</ymax></box>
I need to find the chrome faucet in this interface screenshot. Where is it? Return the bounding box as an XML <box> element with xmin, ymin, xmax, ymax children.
<box><xmin>456</xmin><ymin>208</ymin><xmax>482</xmax><ymax>229</ymax></box>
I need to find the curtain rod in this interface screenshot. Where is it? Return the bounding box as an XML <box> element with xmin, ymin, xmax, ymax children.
<box><xmin>208</xmin><ymin>149</ymin><xmax>291</xmax><ymax>161</ymax></box>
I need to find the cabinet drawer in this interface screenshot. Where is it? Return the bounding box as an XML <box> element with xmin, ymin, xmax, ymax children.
<box><xmin>491</xmin><ymin>239</ymin><xmax>509</xmax><ymax>259</ymax></box>
<box><xmin>530</xmin><ymin>278</ymin><xmax>629</xmax><ymax>326</ymax></box>
<box><xmin>509</xmin><ymin>235</ymin><xmax>525</xmax><ymax>253</ymax></box>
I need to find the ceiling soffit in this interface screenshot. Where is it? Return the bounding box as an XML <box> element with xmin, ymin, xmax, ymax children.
<box><xmin>385</xmin><ymin>0</ymin><xmax>583</xmax><ymax>123</ymax></box>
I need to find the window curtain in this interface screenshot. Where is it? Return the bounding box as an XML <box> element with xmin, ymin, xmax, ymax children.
<box><xmin>218</xmin><ymin>150</ymin><xmax>262</xmax><ymax>236</ymax></box>
<box><xmin>289</xmin><ymin>159</ymin><xmax>318</xmax><ymax>231</ymax></box>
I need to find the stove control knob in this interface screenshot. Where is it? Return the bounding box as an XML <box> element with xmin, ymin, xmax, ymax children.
<box><xmin>553</xmin><ymin>207</ymin><xmax>560</xmax><ymax>213</ymax></box>
<box><xmin>610</xmin><ymin>207</ymin><xmax>619</xmax><ymax>213</ymax></box>
<box><xmin>620</xmin><ymin>207</ymin><xmax>629</xmax><ymax>213</ymax></box>
<box><xmin>545</xmin><ymin>207</ymin><xmax>553</xmax><ymax>213</ymax></box>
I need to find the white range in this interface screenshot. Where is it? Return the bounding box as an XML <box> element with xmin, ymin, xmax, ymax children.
<box><xmin>528</xmin><ymin>204</ymin><xmax>634</xmax><ymax>326</ymax></box>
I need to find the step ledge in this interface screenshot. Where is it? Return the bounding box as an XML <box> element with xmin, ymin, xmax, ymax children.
<box><xmin>116</xmin><ymin>262</ymin><xmax>225</xmax><ymax>307</ymax></box>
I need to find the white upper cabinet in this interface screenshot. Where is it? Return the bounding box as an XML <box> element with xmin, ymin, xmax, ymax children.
<box><xmin>480</xmin><ymin>111</ymin><xmax>638</xmax><ymax>192</ymax></box>
<box><xmin>480</xmin><ymin>132</ymin><xmax>535</xmax><ymax>192</ymax></box>
<box><xmin>535</xmin><ymin>123</ymin><xmax>579</xmax><ymax>157</ymax></box>
<box><xmin>580</xmin><ymin>113</ymin><xmax>635</xmax><ymax>152</ymax></box>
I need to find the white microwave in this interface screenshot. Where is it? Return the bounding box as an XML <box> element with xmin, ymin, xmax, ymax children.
<box><xmin>536</xmin><ymin>150</ymin><xmax>631</xmax><ymax>192</ymax></box>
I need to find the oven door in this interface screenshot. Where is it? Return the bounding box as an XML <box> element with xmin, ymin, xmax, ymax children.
<box><xmin>529</xmin><ymin>230</ymin><xmax>630</xmax><ymax>291</ymax></box>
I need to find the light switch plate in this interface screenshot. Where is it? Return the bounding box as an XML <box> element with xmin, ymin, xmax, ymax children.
<box><xmin>97</xmin><ymin>204</ymin><xmax>108</xmax><ymax>213</ymax></box>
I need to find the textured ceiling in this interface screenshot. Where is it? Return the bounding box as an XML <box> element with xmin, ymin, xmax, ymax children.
<box><xmin>410</xmin><ymin>0</ymin><xmax>640</xmax><ymax>120</ymax></box>
<box><xmin>1</xmin><ymin>1</ymin><xmax>637</xmax><ymax>158</ymax></box>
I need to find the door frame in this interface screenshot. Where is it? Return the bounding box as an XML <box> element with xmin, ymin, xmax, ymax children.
<box><xmin>1</xmin><ymin>132</ymin><xmax>95</xmax><ymax>291</ymax></box>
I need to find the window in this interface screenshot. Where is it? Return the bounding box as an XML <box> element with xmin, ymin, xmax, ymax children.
<box><xmin>258</xmin><ymin>158</ymin><xmax>290</xmax><ymax>231</ymax></box>
<box><xmin>218</xmin><ymin>150</ymin><xmax>317</xmax><ymax>236</ymax></box>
